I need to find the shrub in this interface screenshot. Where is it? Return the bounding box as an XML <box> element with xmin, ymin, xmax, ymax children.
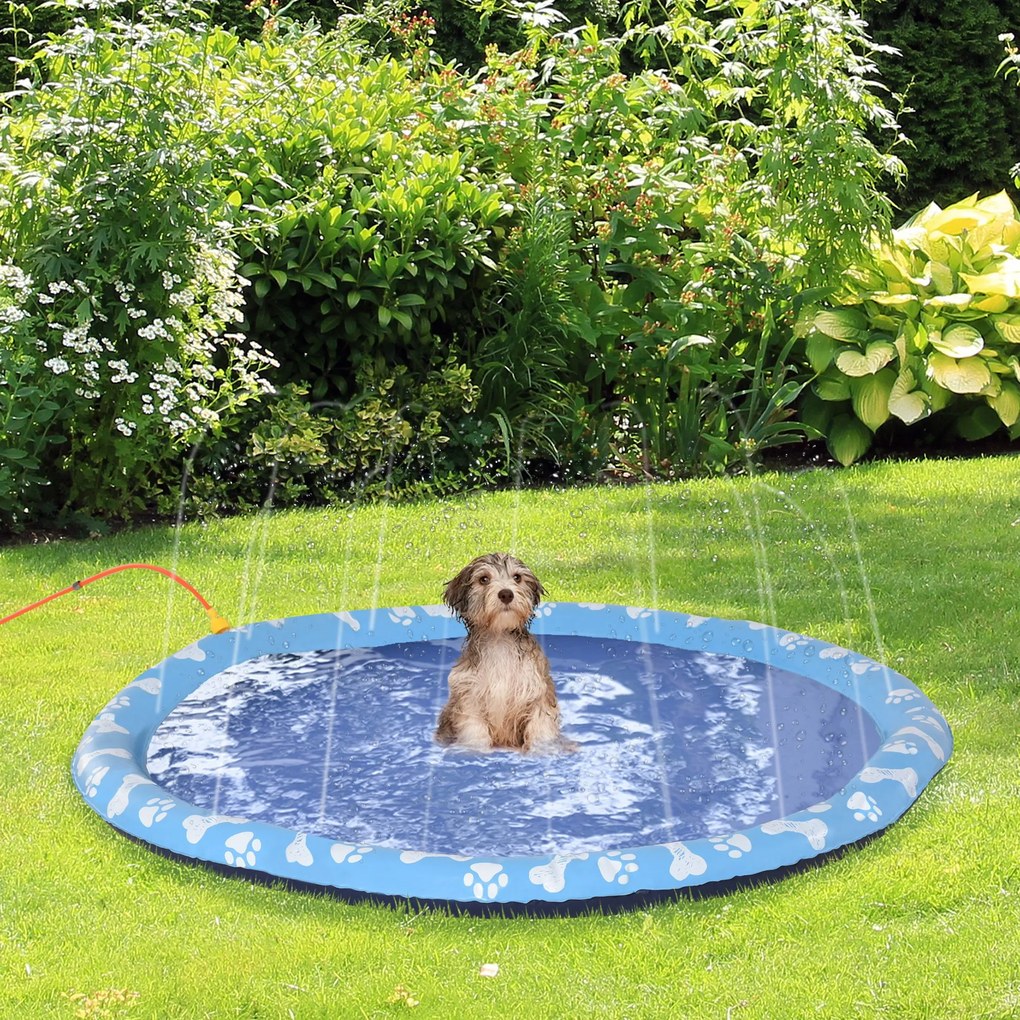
<box><xmin>798</xmin><ymin>191</ymin><xmax>1020</xmax><ymax>465</ymax></box>
<box><xmin>863</xmin><ymin>0</ymin><xmax>1020</xmax><ymax>212</ymax></box>
<box><xmin>436</xmin><ymin>0</ymin><xmax>905</xmax><ymax>475</ymax></box>
<box><xmin>0</xmin><ymin>7</ymin><xmax>276</xmax><ymax>530</ymax></box>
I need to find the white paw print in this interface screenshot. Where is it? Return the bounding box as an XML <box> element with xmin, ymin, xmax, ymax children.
<box><xmin>224</xmin><ymin>832</ymin><xmax>261</xmax><ymax>869</ymax></box>
<box><xmin>387</xmin><ymin>607</ymin><xmax>417</xmax><ymax>626</ymax></box>
<box><xmin>138</xmin><ymin>797</ymin><xmax>175</xmax><ymax>827</ymax></box>
<box><xmin>848</xmin><ymin>792</ymin><xmax>883</xmax><ymax>823</ymax></box>
<box><xmin>464</xmin><ymin>863</ymin><xmax>508</xmax><ymax>901</ymax></box>
<box><xmin>778</xmin><ymin>632</ymin><xmax>810</xmax><ymax>651</ymax></box>
<box><xmin>625</xmin><ymin>606</ymin><xmax>653</xmax><ymax>619</ymax></box>
<box><xmin>709</xmin><ymin>833</ymin><xmax>753</xmax><ymax>860</ymax></box>
<box><xmin>85</xmin><ymin>765</ymin><xmax>109</xmax><ymax>798</ymax></box>
<box><xmin>536</xmin><ymin>603</ymin><xmax>555</xmax><ymax>617</ymax></box>
<box><xmin>104</xmin><ymin>695</ymin><xmax>131</xmax><ymax>711</ymax></box>
<box><xmin>597</xmin><ymin>852</ymin><xmax>639</xmax><ymax>885</ymax></box>
<box><xmin>331</xmin><ymin>843</ymin><xmax>373</xmax><ymax>865</ymax></box>
<box><xmin>886</xmin><ymin>688</ymin><xmax>920</xmax><ymax>705</ymax></box>
<box><xmin>819</xmin><ymin>646</ymin><xmax>850</xmax><ymax>660</ymax></box>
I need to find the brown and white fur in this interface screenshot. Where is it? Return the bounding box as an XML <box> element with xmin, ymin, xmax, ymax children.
<box><xmin>436</xmin><ymin>553</ymin><xmax>569</xmax><ymax>753</ymax></box>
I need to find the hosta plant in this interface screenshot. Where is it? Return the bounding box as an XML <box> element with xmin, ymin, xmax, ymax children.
<box><xmin>799</xmin><ymin>191</ymin><xmax>1020</xmax><ymax>465</ymax></box>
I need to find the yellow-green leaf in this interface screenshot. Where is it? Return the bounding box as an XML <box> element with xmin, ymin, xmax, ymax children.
<box><xmin>835</xmin><ymin>341</ymin><xmax>896</xmax><ymax>377</ymax></box>
<box><xmin>993</xmin><ymin>314</ymin><xmax>1020</xmax><ymax>344</ymax></box>
<box><xmin>813</xmin><ymin>308</ymin><xmax>869</xmax><ymax>340</ymax></box>
<box><xmin>972</xmin><ymin>294</ymin><xmax>1012</xmax><ymax>313</ymax></box>
<box><xmin>989</xmin><ymin>381</ymin><xmax>1020</xmax><ymax>426</ymax></box>
<box><xmin>827</xmin><ymin>414</ymin><xmax>873</xmax><ymax>466</ymax></box>
<box><xmin>814</xmin><ymin>370</ymin><xmax>852</xmax><ymax>402</ymax></box>
<box><xmin>851</xmin><ymin>369</ymin><xmax>895</xmax><ymax>431</ymax></box>
<box><xmin>926</xmin><ymin>352</ymin><xmax>993</xmax><ymax>393</ymax></box>
<box><xmin>888</xmin><ymin>370</ymin><xmax>930</xmax><ymax>425</ymax></box>
<box><xmin>930</xmin><ymin>323</ymin><xmax>984</xmax><ymax>358</ymax></box>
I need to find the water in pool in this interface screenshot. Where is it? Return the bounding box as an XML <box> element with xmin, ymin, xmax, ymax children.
<box><xmin>146</xmin><ymin>636</ymin><xmax>881</xmax><ymax>856</ymax></box>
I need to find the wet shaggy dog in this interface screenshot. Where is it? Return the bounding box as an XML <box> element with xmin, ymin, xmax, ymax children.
<box><xmin>436</xmin><ymin>553</ymin><xmax>570</xmax><ymax>753</ymax></box>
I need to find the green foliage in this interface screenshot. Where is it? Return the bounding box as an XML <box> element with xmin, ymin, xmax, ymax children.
<box><xmin>0</xmin><ymin>0</ymin><xmax>909</xmax><ymax>529</ymax></box>
<box><xmin>800</xmin><ymin>192</ymin><xmax>1020</xmax><ymax>465</ymax></box>
<box><xmin>0</xmin><ymin>6</ymin><xmax>276</xmax><ymax>530</ymax></box>
<box><xmin>862</xmin><ymin>0</ymin><xmax>1020</xmax><ymax>212</ymax></box>
<box><xmin>441</xmin><ymin>0</ymin><xmax>902</xmax><ymax>475</ymax></box>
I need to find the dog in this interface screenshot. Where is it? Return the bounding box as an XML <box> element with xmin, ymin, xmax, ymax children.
<box><xmin>435</xmin><ymin>552</ymin><xmax>571</xmax><ymax>753</ymax></box>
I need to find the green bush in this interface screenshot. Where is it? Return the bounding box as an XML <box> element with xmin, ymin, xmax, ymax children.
<box><xmin>1</xmin><ymin>0</ymin><xmax>910</xmax><ymax>530</ymax></box>
<box><xmin>798</xmin><ymin>191</ymin><xmax>1020</xmax><ymax>465</ymax></box>
<box><xmin>863</xmin><ymin>0</ymin><xmax>1020</xmax><ymax>212</ymax></box>
<box><xmin>0</xmin><ymin>9</ymin><xmax>276</xmax><ymax>530</ymax></box>
<box><xmin>435</xmin><ymin>0</ymin><xmax>904</xmax><ymax>474</ymax></box>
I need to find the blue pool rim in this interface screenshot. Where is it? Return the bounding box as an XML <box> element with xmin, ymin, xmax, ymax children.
<box><xmin>71</xmin><ymin>603</ymin><xmax>952</xmax><ymax>912</ymax></box>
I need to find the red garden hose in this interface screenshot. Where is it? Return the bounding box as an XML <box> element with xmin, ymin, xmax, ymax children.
<box><xmin>0</xmin><ymin>563</ymin><xmax>231</xmax><ymax>633</ymax></box>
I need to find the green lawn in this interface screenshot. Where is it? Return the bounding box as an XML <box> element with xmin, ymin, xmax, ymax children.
<box><xmin>1</xmin><ymin>456</ymin><xmax>1018</xmax><ymax>1019</ymax></box>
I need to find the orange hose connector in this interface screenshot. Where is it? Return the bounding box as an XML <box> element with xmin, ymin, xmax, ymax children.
<box><xmin>0</xmin><ymin>563</ymin><xmax>231</xmax><ymax>633</ymax></box>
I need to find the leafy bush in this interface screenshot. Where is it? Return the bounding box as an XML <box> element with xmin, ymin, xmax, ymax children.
<box><xmin>0</xmin><ymin>9</ymin><xmax>278</xmax><ymax>530</ymax></box>
<box><xmin>799</xmin><ymin>191</ymin><xmax>1020</xmax><ymax>465</ymax></box>
<box><xmin>1</xmin><ymin>0</ymin><xmax>911</xmax><ymax>531</ymax></box>
<box><xmin>864</xmin><ymin>0</ymin><xmax>1020</xmax><ymax>211</ymax></box>
<box><xmin>436</xmin><ymin>0</ymin><xmax>904</xmax><ymax>474</ymax></box>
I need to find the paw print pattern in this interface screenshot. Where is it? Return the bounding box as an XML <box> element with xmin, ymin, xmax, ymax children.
<box><xmin>387</xmin><ymin>607</ymin><xmax>416</xmax><ymax>626</ymax></box>
<box><xmin>778</xmin><ymin>632</ymin><xmax>811</xmax><ymax>652</ymax></box>
<box><xmin>847</xmin><ymin>792</ymin><xmax>882</xmax><ymax>822</ymax></box>
<box><xmin>886</xmin><ymin>688</ymin><xmax>920</xmax><ymax>705</ymax></box>
<box><xmin>106</xmin><ymin>774</ymin><xmax>157</xmax><ymax>819</ymax></box>
<box><xmin>464</xmin><ymin>863</ymin><xmax>508</xmax><ymax>901</ymax></box>
<box><xmin>224</xmin><ymin>831</ymin><xmax>261</xmax><ymax>869</ymax></box>
<box><xmin>597</xmin><ymin>852</ymin><xmax>639</xmax><ymax>885</ymax></box>
<box><xmin>709</xmin><ymin>833</ymin><xmax>753</xmax><ymax>859</ymax></box>
<box><xmin>818</xmin><ymin>646</ymin><xmax>850</xmax><ymax>660</ymax></box>
<box><xmin>331</xmin><ymin>843</ymin><xmax>372</xmax><ymax>865</ymax></box>
<box><xmin>138</xmin><ymin>797</ymin><xmax>175</xmax><ymax>827</ymax></box>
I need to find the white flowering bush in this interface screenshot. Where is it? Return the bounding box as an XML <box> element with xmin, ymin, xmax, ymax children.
<box><xmin>0</xmin><ymin>3</ymin><xmax>276</xmax><ymax>528</ymax></box>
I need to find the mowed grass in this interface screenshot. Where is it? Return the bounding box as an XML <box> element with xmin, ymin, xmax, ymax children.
<box><xmin>1</xmin><ymin>455</ymin><xmax>1019</xmax><ymax>1019</ymax></box>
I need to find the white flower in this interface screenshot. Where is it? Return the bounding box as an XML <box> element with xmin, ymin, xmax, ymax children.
<box><xmin>45</xmin><ymin>356</ymin><xmax>70</xmax><ymax>375</ymax></box>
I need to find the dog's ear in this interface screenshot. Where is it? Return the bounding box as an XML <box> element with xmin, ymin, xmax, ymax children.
<box><xmin>443</xmin><ymin>564</ymin><xmax>474</xmax><ymax>621</ymax></box>
<box><xmin>529</xmin><ymin>576</ymin><xmax>546</xmax><ymax>607</ymax></box>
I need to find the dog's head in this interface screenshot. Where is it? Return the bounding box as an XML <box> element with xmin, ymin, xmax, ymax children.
<box><xmin>443</xmin><ymin>553</ymin><xmax>545</xmax><ymax>632</ymax></box>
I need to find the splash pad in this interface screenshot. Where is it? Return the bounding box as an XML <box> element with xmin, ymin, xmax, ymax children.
<box><xmin>72</xmin><ymin>603</ymin><xmax>951</xmax><ymax>911</ymax></box>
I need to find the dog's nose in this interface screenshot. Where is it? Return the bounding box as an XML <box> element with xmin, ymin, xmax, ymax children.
<box><xmin>498</xmin><ymin>588</ymin><xmax>514</xmax><ymax>605</ymax></box>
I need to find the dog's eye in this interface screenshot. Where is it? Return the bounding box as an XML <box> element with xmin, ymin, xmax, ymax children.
<box><xmin>513</xmin><ymin>573</ymin><xmax>522</xmax><ymax>582</ymax></box>
<box><xmin>478</xmin><ymin>575</ymin><xmax>490</xmax><ymax>585</ymax></box>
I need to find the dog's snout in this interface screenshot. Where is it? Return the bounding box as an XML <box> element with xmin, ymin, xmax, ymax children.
<box><xmin>498</xmin><ymin>588</ymin><xmax>514</xmax><ymax>605</ymax></box>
